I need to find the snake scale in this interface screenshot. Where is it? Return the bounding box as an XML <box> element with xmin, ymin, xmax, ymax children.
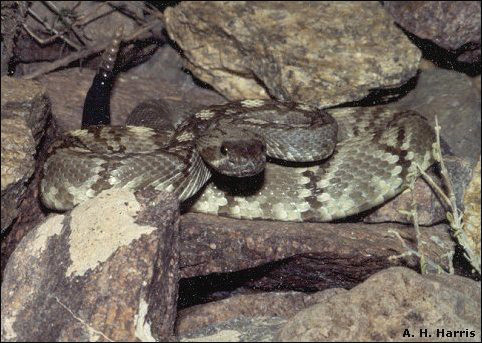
<box><xmin>40</xmin><ymin>34</ymin><xmax>436</xmax><ymax>222</ymax></box>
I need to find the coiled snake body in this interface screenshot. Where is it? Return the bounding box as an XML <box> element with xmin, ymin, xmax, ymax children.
<box><xmin>41</xmin><ymin>98</ymin><xmax>435</xmax><ymax>222</ymax></box>
<box><xmin>40</xmin><ymin>28</ymin><xmax>435</xmax><ymax>221</ymax></box>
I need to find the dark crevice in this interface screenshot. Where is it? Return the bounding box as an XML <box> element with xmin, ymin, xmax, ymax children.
<box><xmin>329</xmin><ymin>71</ymin><xmax>421</xmax><ymax>109</ymax></box>
<box><xmin>178</xmin><ymin>260</ymin><xmax>285</xmax><ymax>309</ymax></box>
<box><xmin>397</xmin><ymin>24</ymin><xmax>480</xmax><ymax>77</ymax></box>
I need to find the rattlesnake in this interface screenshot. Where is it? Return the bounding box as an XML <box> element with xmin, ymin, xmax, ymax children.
<box><xmin>40</xmin><ymin>98</ymin><xmax>435</xmax><ymax>221</ymax></box>
<box><xmin>40</xmin><ymin>34</ymin><xmax>436</xmax><ymax>222</ymax></box>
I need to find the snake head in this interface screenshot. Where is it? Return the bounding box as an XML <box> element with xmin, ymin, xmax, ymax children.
<box><xmin>196</xmin><ymin>128</ymin><xmax>266</xmax><ymax>177</ymax></box>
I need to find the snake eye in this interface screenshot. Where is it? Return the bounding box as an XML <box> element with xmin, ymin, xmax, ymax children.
<box><xmin>220</xmin><ymin>145</ymin><xmax>228</xmax><ymax>156</ymax></box>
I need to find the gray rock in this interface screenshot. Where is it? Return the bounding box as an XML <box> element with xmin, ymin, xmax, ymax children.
<box><xmin>278</xmin><ymin>267</ymin><xmax>481</xmax><ymax>342</ymax></box>
<box><xmin>164</xmin><ymin>2</ymin><xmax>421</xmax><ymax>107</ymax></box>
<box><xmin>393</xmin><ymin>67</ymin><xmax>481</xmax><ymax>164</ymax></box>
<box><xmin>179</xmin><ymin>316</ymin><xmax>286</xmax><ymax>342</ymax></box>
<box><xmin>461</xmin><ymin>157</ymin><xmax>480</xmax><ymax>274</ymax></box>
<box><xmin>0</xmin><ymin>119</ymin><xmax>35</xmax><ymax>232</ymax></box>
<box><xmin>179</xmin><ymin>213</ymin><xmax>455</xmax><ymax>288</ymax></box>
<box><xmin>384</xmin><ymin>1</ymin><xmax>481</xmax><ymax>63</ymax></box>
<box><xmin>1</xmin><ymin>77</ymin><xmax>50</xmax><ymax>232</ymax></box>
<box><xmin>1</xmin><ymin>189</ymin><xmax>180</xmax><ymax>341</ymax></box>
<box><xmin>176</xmin><ymin>289</ymin><xmax>348</xmax><ymax>339</ymax></box>
<box><xmin>0</xmin><ymin>1</ymin><xmax>27</xmax><ymax>75</ymax></box>
<box><xmin>443</xmin><ymin>155</ymin><xmax>478</xmax><ymax>211</ymax></box>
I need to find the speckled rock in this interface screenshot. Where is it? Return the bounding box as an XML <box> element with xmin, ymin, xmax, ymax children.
<box><xmin>384</xmin><ymin>1</ymin><xmax>481</xmax><ymax>63</ymax></box>
<box><xmin>0</xmin><ymin>77</ymin><xmax>50</xmax><ymax>232</ymax></box>
<box><xmin>1</xmin><ymin>189</ymin><xmax>180</xmax><ymax>342</ymax></box>
<box><xmin>1</xmin><ymin>2</ymin><xmax>27</xmax><ymax>75</ymax></box>
<box><xmin>462</xmin><ymin>158</ymin><xmax>481</xmax><ymax>274</ymax></box>
<box><xmin>164</xmin><ymin>1</ymin><xmax>421</xmax><ymax>107</ymax></box>
<box><xmin>1</xmin><ymin>119</ymin><xmax>35</xmax><ymax>232</ymax></box>
<box><xmin>179</xmin><ymin>213</ymin><xmax>454</xmax><ymax>289</ymax></box>
<box><xmin>392</xmin><ymin>67</ymin><xmax>481</xmax><ymax>164</ymax></box>
<box><xmin>176</xmin><ymin>289</ymin><xmax>347</xmax><ymax>339</ymax></box>
<box><xmin>278</xmin><ymin>267</ymin><xmax>481</xmax><ymax>342</ymax></box>
<box><xmin>179</xmin><ymin>316</ymin><xmax>286</xmax><ymax>342</ymax></box>
<box><xmin>1</xmin><ymin>77</ymin><xmax>50</xmax><ymax>140</ymax></box>
<box><xmin>443</xmin><ymin>156</ymin><xmax>478</xmax><ymax>212</ymax></box>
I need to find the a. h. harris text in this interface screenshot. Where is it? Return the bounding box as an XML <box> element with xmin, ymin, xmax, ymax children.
<box><xmin>402</xmin><ymin>328</ymin><xmax>477</xmax><ymax>339</ymax></box>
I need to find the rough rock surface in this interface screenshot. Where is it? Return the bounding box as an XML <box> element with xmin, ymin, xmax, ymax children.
<box><xmin>1</xmin><ymin>76</ymin><xmax>50</xmax><ymax>232</ymax></box>
<box><xmin>462</xmin><ymin>158</ymin><xmax>481</xmax><ymax>274</ymax></box>
<box><xmin>393</xmin><ymin>67</ymin><xmax>481</xmax><ymax>163</ymax></box>
<box><xmin>164</xmin><ymin>1</ymin><xmax>421</xmax><ymax>106</ymax></box>
<box><xmin>179</xmin><ymin>316</ymin><xmax>286</xmax><ymax>342</ymax></box>
<box><xmin>1</xmin><ymin>77</ymin><xmax>50</xmax><ymax>139</ymax></box>
<box><xmin>179</xmin><ymin>213</ymin><xmax>454</xmax><ymax>288</ymax></box>
<box><xmin>443</xmin><ymin>156</ymin><xmax>479</xmax><ymax>212</ymax></box>
<box><xmin>176</xmin><ymin>289</ymin><xmax>346</xmax><ymax>337</ymax></box>
<box><xmin>176</xmin><ymin>268</ymin><xmax>480</xmax><ymax>342</ymax></box>
<box><xmin>278</xmin><ymin>267</ymin><xmax>481</xmax><ymax>342</ymax></box>
<box><xmin>1</xmin><ymin>189</ymin><xmax>180</xmax><ymax>341</ymax></box>
<box><xmin>384</xmin><ymin>1</ymin><xmax>481</xmax><ymax>63</ymax></box>
<box><xmin>0</xmin><ymin>119</ymin><xmax>35</xmax><ymax>232</ymax></box>
<box><xmin>0</xmin><ymin>1</ymin><xmax>27</xmax><ymax>75</ymax></box>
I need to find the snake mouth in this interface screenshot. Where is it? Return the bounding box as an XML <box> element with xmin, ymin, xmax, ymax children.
<box><xmin>224</xmin><ymin>166</ymin><xmax>264</xmax><ymax>177</ymax></box>
<box><xmin>208</xmin><ymin>155</ymin><xmax>266</xmax><ymax>177</ymax></box>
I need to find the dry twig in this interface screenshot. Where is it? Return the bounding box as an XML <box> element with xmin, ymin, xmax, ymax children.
<box><xmin>22</xmin><ymin>19</ymin><xmax>162</xmax><ymax>80</ymax></box>
<box><xmin>412</xmin><ymin>116</ymin><xmax>478</xmax><ymax>274</ymax></box>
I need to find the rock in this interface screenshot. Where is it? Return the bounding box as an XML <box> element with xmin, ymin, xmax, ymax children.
<box><xmin>179</xmin><ymin>316</ymin><xmax>286</xmax><ymax>342</ymax></box>
<box><xmin>0</xmin><ymin>119</ymin><xmax>35</xmax><ymax>232</ymax></box>
<box><xmin>1</xmin><ymin>1</ymin><xmax>27</xmax><ymax>75</ymax></box>
<box><xmin>462</xmin><ymin>158</ymin><xmax>481</xmax><ymax>274</ymax></box>
<box><xmin>179</xmin><ymin>213</ymin><xmax>454</xmax><ymax>289</ymax></box>
<box><xmin>392</xmin><ymin>67</ymin><xmax>481</xmax><ymax>164</ymax></box>
<box><xmin>177</xmin><ymin>267</ymin><xmax>481</xmax><ymax>342</ymax></box>
<box><xmin>176</xmin><ymin>289</ymin><xmax>347</xmax><ymax>342</ymax></box>
<box><xmin>1</xmin><ymin>77</ymin><xmax>51</xmax><ymax>140</ymax></box>
<box><xmin>443</xmin><ymin>156</ymin><xmax>478</xmax><ymax>211</ymax></box>
<box><xmin>164</xmin><ymin>2</ymin><xmax>421</xmax><ymax>107</ymax></box>
<box><xmin>1</xmin><ymin>189</ymin><xmax>180</xmax><ymax>341</ymax></box>
<box><xmin>0</xmin><ymin>77</ymin><xmax>50</xmax><ymax>232</ymax></box>
<box><xmin>384</xmin><ymin>1</ymin><xmax>481</xmax><ymax>63</ymax></box>
<box><xmin>176</xmin><ymin>289</ymin><xmax>347</xmax><ymax>339</ymax></box>
<box><xmin>278</xmin><ymin>267</ymin><xmax>481</xmax><ymax>342</ymax></box>
<box><xmin>473</xmin><ymin>75</ymin><xmax>481</xmax><ymax>93</ymax></box>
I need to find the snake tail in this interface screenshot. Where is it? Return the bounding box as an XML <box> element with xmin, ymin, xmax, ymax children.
<box><xmin>81</xmin><ymin>26</ymin><xmax>123</xmax><ymax>128</ymax></box>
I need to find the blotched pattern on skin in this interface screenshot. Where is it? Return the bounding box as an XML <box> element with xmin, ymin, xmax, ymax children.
<box><xmin>41</xmin><ymin>100</ymin><xmax>435</xmax><ymax>222</ymax></box>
